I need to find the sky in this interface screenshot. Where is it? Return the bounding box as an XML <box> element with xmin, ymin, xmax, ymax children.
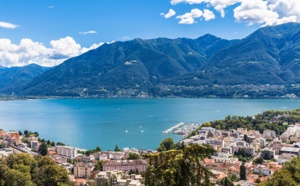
<box><xmin>0</xmin><ymin>0</ymin><xmax>300</xmax><ymax>67</ymax></box>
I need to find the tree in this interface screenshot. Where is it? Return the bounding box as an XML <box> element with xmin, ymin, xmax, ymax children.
<box><xmin>128</xmin><ymin>153</ymin><xmax>139</xmax><ymax>160</ymax></box>
<box><xmin>0</xmin><ymin>154</ymin><xmax>70</xmax><ymax>186</ymax></box>
<box><xmin>51</xmin><ymin>141</ymin><xmax>55</xmax><ymax>147</ymax></box>
<box><xmin>114</xmin><ymin>145</ymin><xmax>121</xmax><ymax>151</ymax></box>
<box><xmin>96</xmin><ymin>146</ymin><xmax>101</xmax><ymax>152</ymax></box>
<box><xmin>24</xmin><ymin>130</ymin><xmax>28</xmax><ymax>135</ymax></box>
<box><xmin>240</xmin><ymin>163</ymin><xmax>247</xmax><ymax>180</ymax></box>
<box><xmin>253</xmin><ymin>157</ymin><xmax>264</xmax><ymax>164</ymax></box>
<box><xmin>86</xmin><ymin>151</ymin><xmax>91</xmax><ymax>156</ymax></box>
<box><xmin>94</xmin><ymin>161</ymin><xmax>103</xmax><ymax>171</ymax></box>
<box><xmin>56</xmin><ymin>142</ymin><xmax>65</xmax><ymax>146</ymax></box>
<box><xmin>144</xmin><ymin>144</ymin><xmax>216</xmax><ymax>186</ymax></box>
<box><xmin>38</xmin><ymin>142</ymin><xmax>48</xmax><ymax>156</ymax></box>
<box><xmin>243</xmin><ymin>134</ymin><xmax>248</xmax><ymax>143</ymax></box>
<box><xmin>157</xmin><ymin>138</ymin><xmax>174</xmax><ymax>152</ymax></box>
<box><xmin>220</xmin><ymin>177</ymin><xmax>234</xmax><ymax>186</ymax></box>
<box><xmin>259</xmin><ymin>168</ymin><xmax>296</xmax><ymax>186</ymax></box>
<box><xmin>18</xmin><ymin>130</ymin><xmax>23</xmax><ymax>136</ymax></box>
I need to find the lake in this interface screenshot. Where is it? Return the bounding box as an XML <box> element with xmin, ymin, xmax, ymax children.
<box><xmin>0</xmin><ymin>98</ymin><xmax>299</xmax><ymax>150</ymax></box>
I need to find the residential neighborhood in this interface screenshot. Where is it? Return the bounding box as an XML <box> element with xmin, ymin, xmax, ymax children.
<box><xmin>1</xmin><ymin>111</ymin><xmax>300</xmax><ymax>185</ymax></box>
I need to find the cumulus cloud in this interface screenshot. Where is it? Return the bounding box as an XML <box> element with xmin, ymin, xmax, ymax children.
<box><xmin>169</xmin><ymin>0</ymin><xmax>300</xmax><ymax>26</ymax></box>
<box><xmin>0</xmin><ymin>37</ymin><xmax>106</xmax><ymax>67</ymax></box>
<box><xmin>203</xmin><ymin>9</ymin><xmax>215</xmax><ymax>21</ymax></box>
<box><xmin>234</xmin><ymin>0</ymin><xmax>299</xmax><ymax>26</ymax></box>
<box><xmin>79</xmin><ymin>30</ymin><xmax>97</xmax><ymax>35</ymax></box>
<box><xmin>176</xmin><ymin>8</ymin><xmax>203</xmax><ymax>24</ymax></box>
<box><xmin>0</xmin><ymin>21</ymin><xmax>18</xmax><ymax>29</ymax></box>
<box><xmin>161</xmin><ymin>9</ymin><xmax>176</xmax><ymax>19</ymax></box>
<box><xmin>48</xmin><ymin>5</ymin><xmax>55</xmax><ymax>9</ymax></box>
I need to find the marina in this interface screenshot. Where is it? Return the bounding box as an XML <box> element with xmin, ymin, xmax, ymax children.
<box><xmin>162</xmin><ymin>122</ymin><xmax>185</xmax><ymax>134</ymax></box>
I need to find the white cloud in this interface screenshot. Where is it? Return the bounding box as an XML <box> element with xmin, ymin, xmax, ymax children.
<box><xmin>48</xmin><ymin>5</ymin><xmax>55</xmax><ymax>9</ymax></box>
<box><xmin>169</xmin><ymin>0</ymin><xmax>300</xmax><ymax>26</ymax></box>
<box><xmin>176</xmin><ymin>8</ymin><xmax>203</xmax><ymax>24</ymax></box>
<box><xmin>0</xmin><ymin>21</ymin><xmax>18</xmax><ymax>29</ymax></box>
<box><xmin>79</xmin><ymin>30</ymin><xmax>97</xmax><ymax>35</ymax></box>
<box><xmin>0</xmin><ymin>37</ymin><xmax>106</xmax><ymax>67</ymax></box>
<box><xmin>203</xmin><ymin>9</ymin><xmax>215</xmax><ymax>21</ymax></box>
<box><xmin>161</xmin><ymin>9</ymin><xmax>176</xmax><ymax>19</ymax></box>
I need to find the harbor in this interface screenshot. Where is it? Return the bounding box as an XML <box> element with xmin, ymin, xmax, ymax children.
<box><xmin>163</xmin><ymin>122</ymin><xmax>201</xmax><ymax>136</ymax></box>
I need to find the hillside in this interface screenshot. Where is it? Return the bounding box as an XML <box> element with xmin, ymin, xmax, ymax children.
<box><xmin>0</xmin><ymin>64</ymin><xmax>50</xmax><ymax>95</ymax></box>
<box><xmin>20</xmin><ymin>23</ymin><xmax>300</xmax><ymax>98</ymax></box>
<box><xmin>20</xmin><ymin>35</ymin><xmax>234</xmax><ymax>97</ymax></box>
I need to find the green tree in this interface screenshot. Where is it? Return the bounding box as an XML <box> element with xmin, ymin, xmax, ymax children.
<box><xmin>51</xmin><ymin>141</ymin><xmax>55</xmax><ymax>147</ymax></box>
<box><xmin>114</xmin><ymin>145</ymin><xmax>121</xmax><ymax>151</ymax></box>
<box><xmin>243</xmin><ymin>134</ymin><xmax>248</xmax><ymax>143</ymax></box>
<box><xmin>240</xmin><ymin>163</ymin><xmax>246</xmax><ymax>180</ymax></box>
<box><xmin>128</xmin><ymin>153</ymin><xmax>139</xmax><ymax>160</ymax></box>
<box><xmin>259</xmin><ymin>168</ymin><xmax>296</xmax><ymax>186</ymax></box>
<box><xmin>56</xmin><ymin>142</ymin><xmax>65</xmax><ymax>146</ymax></box>
<box><xmin>94</xmin><ymin>161</ymin><xmax>103</xmax><ymax>171</ymax></box>
<box><xmin>220</xmin><ymin>177</ymin><xmax>234</xmax><ymax>186</ymax></box>
<box><xmin>96</xmin><ymin>146</ymin><xmax>101</xmax><ymax>152</ymax></box>
<box><xmin>144</xmin><ymin>144</ymin><xmax>216</xmax><ymax>186</ymax></box>
<box><xmin>86</xmin><ymin>151</ymin><xmax>91</xmax><ymax>156</ymax></box>
<box><xmin>38</xmin><ymin>142</ymin><xmax>48</xmax><ymax>156</ymax></box>
<box><xmin>253</xmin><ymin>157</ymin><xmax>264</xmax><ymax>164</ymax></box>
<box><xmin>0</xmin><ymin>154</ymin><xmax>70</xmax><ymax>186</ymax></box>
<box><xmin>18</xmin><ymin>130</ymin><xmax>23</xmax><ymax>136</ymax></box>
<box><xmin>157</xmin><ymin>138</ymin><xmax>174</xmax><ymax>152</ymax></box>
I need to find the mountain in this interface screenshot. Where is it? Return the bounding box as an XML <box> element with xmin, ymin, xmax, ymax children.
<box><xmin>0</xmin><ymin>64</ymin><xmax>50</xmax><ymax>95</ymax></box>
<box><xmin>20</xmin><ymin>23</ymin><xmax>300</xmax><ymax>98</ymax></box>
<box><xmin>20</xmin><ymin>35</ymin><xmax>235</xmax><ymax>97</ymax></box>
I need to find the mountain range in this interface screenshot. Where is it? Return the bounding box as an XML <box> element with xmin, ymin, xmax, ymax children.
<box><xmin>2</xmin><ymin>23</ymin><xmax>300</xmax><ymax>98</ymax></box>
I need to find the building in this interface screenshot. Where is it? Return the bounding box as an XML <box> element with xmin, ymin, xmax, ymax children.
<box><xmin>95</xmin><ymin>171</ymin><xmax>144</xmax><ymax>186</ymax></box>
<box><xmin>263</xmin><ymin>130</ymin><xmax>276</xmax><ymax>140</ymax></box>
<box><xmin>277</xmin><ymin>153</ymin><xmax>297</xmax><ymax>164</ymax></box>
<box><xmin>73</xmin><ymin>162</ymin><xmax>95</xmax><ymax>178</ymax></box>
<box><xmin>279</xmin><ymin>146</ymin><xmax>300</xmax><ymax>156</ymax></box>
<box><xmin>31</xmin><ymin>141</ymin><xmax>39</xmax><ymax>148</ymax></box>
<box><xmin>55</xmin><ymin>146</ymin><xmax>78</xmax><ymax>158</ymax></box>
<box><xmin>103</xmin><ymin>160</ymin><xmax>148</xmax><ymax>173</ymax></box>
<box><xmin>253</xmin><ymin>165</ymin><xmax>271</xmax><ymax>176</ymax></box>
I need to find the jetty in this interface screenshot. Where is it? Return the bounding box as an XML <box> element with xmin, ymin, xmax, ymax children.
<box><xmin>162</xmin><ymin>122</ymin><xmax>185</xmax><ymax>134</ymax></box>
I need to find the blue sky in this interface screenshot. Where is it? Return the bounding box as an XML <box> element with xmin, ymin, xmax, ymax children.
<box><xmin>0</xmin><ymin>0</ymin><xmax>299</xmax><ymax>67</ymax></box>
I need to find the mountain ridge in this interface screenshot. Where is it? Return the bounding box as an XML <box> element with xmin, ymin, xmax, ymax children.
<box><xmin>14</xmin><ymin>23</ymin><xmax>300</xmax><ymax>98</ymax></box>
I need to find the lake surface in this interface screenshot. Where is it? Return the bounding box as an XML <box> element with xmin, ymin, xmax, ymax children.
<box><xmin>0</xmin><ymin>98</ymin><xmax>299</xmax><ymax>150</ymax></box>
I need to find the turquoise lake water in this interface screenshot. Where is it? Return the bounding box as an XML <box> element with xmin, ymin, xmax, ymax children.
<box><xmin>0</xmin><ymin>98</ymin><xmax>299</xmax><ymax>150</ymax></box>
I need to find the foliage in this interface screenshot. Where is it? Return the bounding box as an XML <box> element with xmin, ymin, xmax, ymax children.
<box><xmin>258</xmin><ymin>156</ymin><xmax>300</xmax><ymax>186</ymax></box>
<box><xmin>128</xmin><ymin>152</ymin><xmax>140</xmax><ymax>160</ymax></box>
<box><xmin>94</xmin><ymin>161</ymin><xmax>103</xmax><ymax>171</ymax></box>
<box><xmin>114</xmin><ymin>145</ymin><xmax>121</xmax><ymax>152</ymax></box>
<box><xmin>144</xmin><ymin>144</ymin><xmax>216</xmax><ymax>186</ymax></box>
<box><xmin>240</xmin><ymin>163</ymin><xmax>247</xmax><ymax>180</ymax></box>
<box><xmin>157</xmin><ymin>138</ymin><xmax>175</xmax><ymax>152</ymax></box>
<box><xmin>253</xmin><ymin>157</ymin><xmax>264</xmax><ymax>164</ymax></box>
<box><xmin>0</xmin><ymin>153</ymin><xmax>71</xmax><ymax>186</ymax></box>
<box><xmin>85</xmin><ymin>146</ymin><xmax>102</xmax><ymax>156</ymax></box>
<box><xmin>220</xmin><ymin>177</ymin><xmax>234</xmax><ymax>186</ymax></box>
<box><xmin>38</xmin><ymin>142</ymin><xmax>48</xmax><ymax>156</ymax></box>
<box><xmin>261</xmin><ymin>150</ymin><xmax>273</xmax><ymax>160</ymax></box>
<box><xmin>56</xmin><ymin>142</ymin><xmax>65</xmax><ymax>146</ymax></box>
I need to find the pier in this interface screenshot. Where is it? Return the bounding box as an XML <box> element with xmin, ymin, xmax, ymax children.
<box><xmin>162</xmin><ymin>122</ymin><xmax>185</xmax><ymax>134</ymax></box>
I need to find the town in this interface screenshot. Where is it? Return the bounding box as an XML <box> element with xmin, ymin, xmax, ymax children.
<box><xmin>1</xmin><ymin>109</ymin><xmax>300</xmax><ymax>186</ymax></box>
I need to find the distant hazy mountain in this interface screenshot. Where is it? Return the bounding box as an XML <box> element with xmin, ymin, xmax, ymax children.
<box><xmin>20</xmin><ymin>23</ymin><xmax>300</xmax><ymax>98</ymax></box>
<box><xmin>0</xmin><ymin>64</ymin><xmax>50</xmax><ymax>94</ymax></box>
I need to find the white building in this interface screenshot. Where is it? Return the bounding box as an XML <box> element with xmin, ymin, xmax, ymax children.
<box><xmin>55</xmin><ymin>146</ymin><xmax>78</xmax><ymax>158</ymax></box>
